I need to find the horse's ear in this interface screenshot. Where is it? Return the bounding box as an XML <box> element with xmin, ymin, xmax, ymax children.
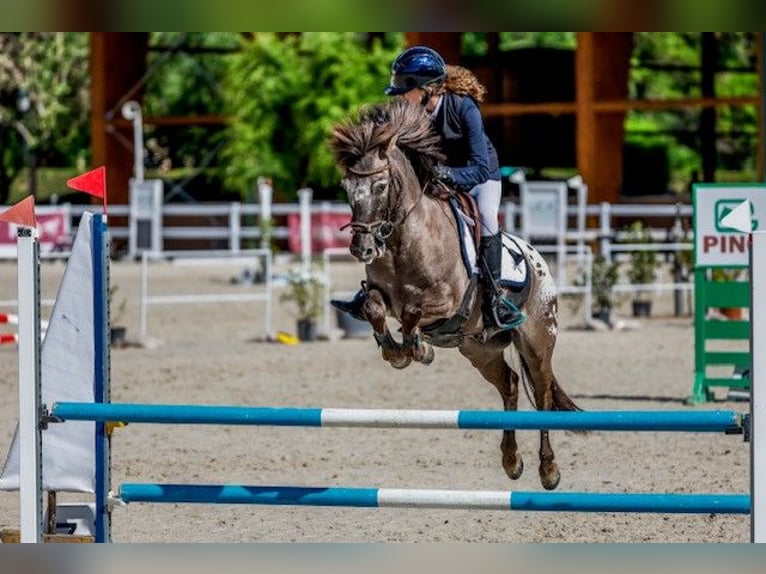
<box><xmin>379</xmin><ymin>134</ymin><xmax>398</xmax><ymax>159</ymax></box>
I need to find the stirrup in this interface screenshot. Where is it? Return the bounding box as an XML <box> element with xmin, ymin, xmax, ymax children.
<box><xmin>492</xmin><ymin>297</ymin><xmax>526</xmax><ymax>330</ymax></box>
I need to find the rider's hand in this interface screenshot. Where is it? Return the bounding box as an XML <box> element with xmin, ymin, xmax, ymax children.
<box><xmin>432</xmin><ymin>163</ymin><xmax>454</xmax><ymax>184</ymax></box>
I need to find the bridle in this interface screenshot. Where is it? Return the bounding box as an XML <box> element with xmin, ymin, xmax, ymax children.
<box><xmin>341</xmin><ymin>153</ymin><xmax>426</xmax><ymax>249</ymax></box>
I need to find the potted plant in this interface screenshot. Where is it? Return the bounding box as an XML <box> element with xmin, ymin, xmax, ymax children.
<box><xmin>569</xmin><ymin>255</ymin><xmax>620</xmax><ymax>327</ymax></box>
<box><xmin>109</xmin><ymin>284</ymin><xmax>128</xmax><ymax>346</ymax></box>
<box><xmin>590</xmin><ymin>254</ymin><xmax>621</xmax><ymax>325</ymax></box>
<box><xmin>279</xmin><ymin>269</ymin><xmax>325</xmax><ymax>341</ymax></box>
<box><xmin>622</xmin><ymin>221</ymin><xmax>660</xmax><ymax>317</ymax></box>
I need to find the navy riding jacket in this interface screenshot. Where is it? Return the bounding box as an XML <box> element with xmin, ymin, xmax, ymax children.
<box><xmin>432</xmin><ymin>93</ymin><xmax>501</xmax><ymax>191</ymax></box>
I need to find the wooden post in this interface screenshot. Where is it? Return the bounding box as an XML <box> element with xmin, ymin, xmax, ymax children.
<box><xmin>89</xmin><ymin>33</ymin><xmax>149</xmax><ymax>208</ymax></box>
<box><xmin>576</xmin><ymin>33</ymin><xmax>633</xmax><ymax>207</ymax></box>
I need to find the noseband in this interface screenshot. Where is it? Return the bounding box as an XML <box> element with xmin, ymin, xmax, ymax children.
<box><xmin>342</xmin><ymin>157</ymin><xmax>424</xmax><ymax>248</ymax></box>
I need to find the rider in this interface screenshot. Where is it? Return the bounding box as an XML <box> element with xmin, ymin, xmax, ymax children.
<box><xmin>332</xmin><ymin>45</ymin><xmax>525</xmax><ymax>331</ymax></box>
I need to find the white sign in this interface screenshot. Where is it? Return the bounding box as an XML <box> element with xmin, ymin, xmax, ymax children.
<box><xmin>693</xmin><ymin>184</ymin><xmax>766</xmax><ymax>267</ymax></box>
<box><xmin>520</xmin><ymin>181</ymin><xmax>567</xmax><ymax>238</ymax></box>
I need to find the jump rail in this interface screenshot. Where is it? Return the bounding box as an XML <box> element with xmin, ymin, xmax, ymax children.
<box><xmin>117</xmin><ymin>483</ymin><xmax>751</xmax><ymax>514</ymax></box>
<box><xmin>50</xmin><ymin>402</ymin><xmax>746</xmax><ymax>434</ymax></box>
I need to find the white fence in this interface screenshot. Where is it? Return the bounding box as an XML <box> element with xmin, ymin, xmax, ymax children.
<box><xmin>138</xmin><ymin>249</ymin><xmax>273</xmax><ymax>341</ymax></box>
<box><xmin>4</xmin><ymin>191</ymin><xmax>696</xmax><ymax>314</ymax></box>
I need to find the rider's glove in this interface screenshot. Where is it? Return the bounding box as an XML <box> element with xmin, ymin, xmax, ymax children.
<box><xmin>432</xmin><ymin>163</ymin><xmax>454</xmax><ymax>184</ymax></box>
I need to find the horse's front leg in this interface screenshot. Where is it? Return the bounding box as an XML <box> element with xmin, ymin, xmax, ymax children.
<box><xmin>364</xmin><ymin>289</ymin><xmax>411</xmax><ymax>369</ymax></box>
<box><xmin>400</xmin><ymin>303</ymin><xmax>434</xmax><ymax>365</ymax></box>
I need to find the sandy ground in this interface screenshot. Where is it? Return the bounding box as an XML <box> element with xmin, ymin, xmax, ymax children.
<box><xmin>0</xmin><ymin>254</ymin><xmax>751</xmax><ymax>542</ymax></box>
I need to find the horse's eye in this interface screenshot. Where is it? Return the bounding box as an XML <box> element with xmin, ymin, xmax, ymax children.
<box><xmin>371</xmin><ymin>180</ymin><xmax>388</xmax><ymax>195</ymax></box>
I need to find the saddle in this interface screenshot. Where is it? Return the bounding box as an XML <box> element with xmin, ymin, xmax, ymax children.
<box><xmin>428</xmin><ymin>180</ymin><xmax>481</xmax><ymax>252</ymax></box>
<box><xmin>421</xmin><ymin>180</ymin><xmax>531</xmax><ymax>345</ymax></box>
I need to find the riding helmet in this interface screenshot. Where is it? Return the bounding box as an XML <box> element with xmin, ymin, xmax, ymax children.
<box><xmin>384</xmin><ymin>46</ymin><xmax>446</xmax><ymax>96</ymax></box>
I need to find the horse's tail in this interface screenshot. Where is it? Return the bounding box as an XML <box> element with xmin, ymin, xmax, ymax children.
<box><xmin>550</xmin><ymin>375</ymin><xmax>582</xmax><ymax>412</ymax></box>
<box><xmin>518</xmin><ymin>354</ymin><xmax>583</xmax><ymax>413</ymax></box>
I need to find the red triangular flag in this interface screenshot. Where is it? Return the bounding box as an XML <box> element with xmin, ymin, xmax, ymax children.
<box><xmin>0</xmin><ymin>195</ymin><xmax>36</xmax><ymax>228</ymax></box>
<box><xmin>67</xmin><ymin>166</ymin><xmax>107</xmax><ymax>214</ymax></box>
<box><xmin>67</xmin><ymin>166</ymin><xmax>105</xmax><ymax>198</ymax></box>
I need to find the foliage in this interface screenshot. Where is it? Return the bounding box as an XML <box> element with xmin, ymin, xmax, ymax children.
<box><xmin>0</xmin><ymin>33</ymin><xmax>90</xmax><ymax>204</ymax></box>
<box><xmin>569</xmin><ymin>255</ymin><xmax>621</xmax><ymax>317</ymax></box>
<box><xmin>711</xmin><ymin>267</ymin><xmax>745</xmax><ymax>282</ymax></box>
<box><xmin>622</xmin><ymin>221</ymin><xmax>660</xmax><ymax>296</ymax></box>
<box><xmin>591</xmin><ymin>255</ymin><xmax>621</xmax><ymax>314</ymax></box>
<box><xmin>626</xmin><ymin>32</ymin><xmax>759</xmax><ymax>191</ymax></box>
<box><xmin>279</xmin><ymin>269</ymin><xmax>326</xmax><ymax>321</ymax></box>
<box><xmin>221</xmin><ymin>32</ymin><xmax>403</xmax><ymax>200</ymax></box>
<box><xmin>462</xmin><ymin>32</ymin><xmax>576</xmax><ymax>56</ymax></box>
<box><xmin>141</xmin><ymin>33</ymin><xmax>239</xmax><ymax>182</ymax></box>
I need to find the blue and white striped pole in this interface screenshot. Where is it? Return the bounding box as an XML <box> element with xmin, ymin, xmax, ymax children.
<box><xmin>117</xmin><ymin>483</ymin><xmax>750</xmax><ymax>515</ymax></box>
<box><xmin>51</xmin><ymin>403</ymin><xmax>744</xmax><ymax>434</ymax></box>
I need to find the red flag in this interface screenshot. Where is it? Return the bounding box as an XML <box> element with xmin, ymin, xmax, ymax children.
<box><xmin>67</xmin><ymin>166</ymin><xmax>107</xmax><ymax>214</ymax></box>
<box><xmin>0</xmin><ymin>195</ymin><xmax>36</xmax><ymax>229</ymax></box>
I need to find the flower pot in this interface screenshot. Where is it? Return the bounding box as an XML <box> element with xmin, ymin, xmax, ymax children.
<box><xmin>296</xmin><ymin>319</ymin><xmax>318</xmax><ymax>342</ymax></box>
<box><xmin>593</xmin><ymin>309</ymin><xmax>612</xmax><ymax>326</ymax></box>
<box><xmin>335</xmin><ymin>308</ymin><xmax>372</xmax><ymax>339</ymax></box>
<box><xmin>110</xmin><ymin>326</ymin><xmax>127</xmax><ymax>346</ymax></box>
<box><xmin>719</xmin><ymin>307</ymin><xmax>744</xmax><ymax>320</ymax></box>
<box><xmin>631</xmin><ymin>300</ymin><xmax>652</xmax><ymax>317</ymax></box>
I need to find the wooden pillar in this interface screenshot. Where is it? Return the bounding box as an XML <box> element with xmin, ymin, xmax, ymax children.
<box><xmin>576</xmin><ymin>32</ymin><xmax>596</xmax><ymax>201</ymax></box>
<box><xmin>576</xmin><ymin>33</ymin><xmax>633</xmax><ymax>205</ymax></box>
<box><xmin>404</xmin><ymin>32</ymin><xmax>462</xmax><ymax>65</ymax></box>
<box><xmin>90</xmin><ymin>33</ymin><xmax>148</xmax><ymax>207</ymax></box>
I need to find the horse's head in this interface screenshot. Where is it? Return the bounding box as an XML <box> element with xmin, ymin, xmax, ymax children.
<box><xmin>331</xmin><ymin>100</ymin><xmax>445</xmax><ymax>264</ymax></box>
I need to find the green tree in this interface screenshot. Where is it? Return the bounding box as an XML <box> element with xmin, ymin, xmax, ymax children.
<box><xmin>221</xmin><ymin>32</ymin><xmax>403</xmax><ymax>200</ymax></box>
<box><xmin>0</xmin><ymin>33</ymin><xmax>89</xmax><ymax>204</ymax></box>
<box><xmin>141</xmin><ymin>33</ymin><xmax>240</xmax><ymax>188</ymax></box>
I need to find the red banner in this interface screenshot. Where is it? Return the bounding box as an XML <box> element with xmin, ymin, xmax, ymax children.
<box><xmin>286</xmin><ymin>212</ymin><xmax>353</xmax><ymax>254</ymax></box>
<box><xmin>0</xmin><ymin>209</ymin><xmax>71</xmax><ymax>255</ymax></box>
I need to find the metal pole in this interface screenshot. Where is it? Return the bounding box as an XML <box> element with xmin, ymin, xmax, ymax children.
<box><xmin>298</xmin><ymin>188</ymin><xmax>313</xmax><ymax>277</ymax></box>
<box><xmin>751</xmin><ymin>231</ymin><xmax>766</xmax><ymax>542</ymax></box>
<box><xmin>17</xmin><ymin>226</ymin><xmax>42</xmax><ymax>542</ymax></box>
<box><xmin>121</xmin><ymin>101</ymin><xmax>144</xmax><ymax>183</ymax></box>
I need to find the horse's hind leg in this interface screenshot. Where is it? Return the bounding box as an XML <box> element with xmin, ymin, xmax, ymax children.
<box><xmin>365</xmin><ymin>289</ymin><xmax>411</xmax><ymax>369</ymax></box>
<box><xmin>459</xmin><ymin>338</ymin><xmax>523</xmax><ymax>481</ymax></box>
<box><xmin>516</xmin><ymin>325</ymin><xmax>579</xmax><ymax>491</ymax></box>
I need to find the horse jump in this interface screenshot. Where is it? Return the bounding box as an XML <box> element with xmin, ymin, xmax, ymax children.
<box><xmin>7</xmin><ymin>207</ymin><xmax>764</xmax><ymax>543</ymax></box>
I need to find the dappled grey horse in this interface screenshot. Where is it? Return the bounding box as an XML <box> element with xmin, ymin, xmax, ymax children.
<box><xmin>330</xmin><ymin>99</ymin><xmax>580</xmax><ymax>490</ymax></box>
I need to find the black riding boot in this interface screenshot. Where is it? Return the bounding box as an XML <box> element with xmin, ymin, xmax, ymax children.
<box><xmin>330</xmin><ymin>284</ymin><xmax>367</xmax><ymax>322</ymax></box>
<box><xmin>480</xmin><ymin>233</ymin><xmax>526</xmax><ymax>330</ymax></box>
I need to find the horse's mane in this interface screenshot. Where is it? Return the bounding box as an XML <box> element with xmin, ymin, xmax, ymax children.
<box><xmin>330</xmin><ymin>99</ymin><xmax>445</xmax><ymax>179</ymax></box>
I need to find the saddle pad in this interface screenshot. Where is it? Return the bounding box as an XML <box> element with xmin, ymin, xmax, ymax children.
<box><xmin>448</xmin><ymin>198</ymin><xmax>530</xmax><ymax>294</ymax></box>
<box><xmin>448</xmin><ymin>197</ymin><xmax>479</xmax><ymax>276</ymax></box>
<box><xmin>499</xmin><ymin>233</ymin><xmax>529</xmax><ymax>292</ymax></box>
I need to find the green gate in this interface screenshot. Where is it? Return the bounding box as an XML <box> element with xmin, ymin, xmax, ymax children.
<box><xmin>690</xmin><ymin>184</ymin><xmax>763</xmax><ymax>404</ymax></box>
<box><xmin>691</xmin><ymin>268</ymin><xmax>750</xmax><ymax>403</ymax></box>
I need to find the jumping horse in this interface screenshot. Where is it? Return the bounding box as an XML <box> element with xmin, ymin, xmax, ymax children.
<box><xmin>330</xmin><ymin>99</ymin><xmax>580</xmax><ymax>490</ymax></box>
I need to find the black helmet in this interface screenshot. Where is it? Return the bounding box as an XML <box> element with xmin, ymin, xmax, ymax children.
<box><xmin>384</xmin><ymin>46</ymin><xmax>446</xmax><ymax>96</ymax></box>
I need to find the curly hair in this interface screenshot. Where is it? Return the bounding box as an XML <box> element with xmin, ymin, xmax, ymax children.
<box><xmin>438</xmin><ymin>65</ymin><xmax>487</xmax><ymax>103</ymax></box>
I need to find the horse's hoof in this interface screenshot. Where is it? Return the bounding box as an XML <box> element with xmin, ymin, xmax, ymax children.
<box><xmin>540</xmin><ymin>463</ymin><xmax>560</xmax><ymax>491</ymax></box>
<box><xmin>388</xmin><ymin>356</ymin><xmax>412</xmax><ymax>369</ymax></box>
<box><xmin>419</xmin><ymin>346</ymin><xmax>435</xmax><ymax>365</ymax></box>
<box><xmin>504</xmin><ymin>453</ymin><xmax>524</xmax><ymax>480</ymax></box>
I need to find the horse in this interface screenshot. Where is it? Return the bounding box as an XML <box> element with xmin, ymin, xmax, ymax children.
<box><xmin>330</xmin><ymin>98</ymin><xmax>581</xmax><ymax>491</ymax></box>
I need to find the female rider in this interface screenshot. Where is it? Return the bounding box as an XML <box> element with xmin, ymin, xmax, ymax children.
<box><xmin>332</xmin><ymin>45</ymin><xmax>524</xmax><ymax>331</ymax></box>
